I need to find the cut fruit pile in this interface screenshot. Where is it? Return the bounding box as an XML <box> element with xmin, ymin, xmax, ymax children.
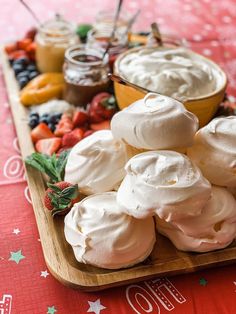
<box><xmin>5</xmin><ymin>27</ymin><xmax>39</xmax><ymax>89</ymax></box>
<box><xmin>28</xmin><ymin>92</ymin><xmax>118</xmax><ymax>155</ymax></box>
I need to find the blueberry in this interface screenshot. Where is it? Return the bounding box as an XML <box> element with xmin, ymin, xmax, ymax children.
<box><xmin>39</xmin><ymin>114</ymin><xmax>50</xmax><ymax>124</ymax></box>
<box><xmin>16</xmin><ymin>71</ymin><xmax>30</xmax><ymax>80</ymax></box>
<box><xmin>49</xmin><ymin>113</ymin><xmax>62</xmax><ymax>124</ymax></box>
<box><xmin>48</xmin><ymin>123</ymin><xmax>56</xmax><ymax>132</ymax></box>
<box><xmin>12</xmin><ymin>63</ymin><xmax>24</xmax><ymax>75</ymax></box>
<box><xmin>8</xmin><ymin>57</ymin><xmax>14</xmax><ymax>66</ymax></box>
<box><xmin>18</xmin><ymin>77</ymin><xmax>29</xmax><ymax>89</ymax></box>
<box><xmin>29</xmin><ymin>117</ymin><xmax>39</xmax><ymax>129</ymax></box>
<box><xmin>29</xmin><ymin>71</ymin><xmax>39</xmax><ymax>80</ymax></box>
<box><xmin>14</xmin><ymin>56</ymin><xmax>29</xmax><ymax>66</ymax></box>
<box><xmin>29</xmin><ymin>112</ymin><xmax>39</xmax><ymax>119</ymax></box>
<box><xmin>27</xmin><ymin>64</ymin><xmax>37</xmax><ymax>72</ymax></box>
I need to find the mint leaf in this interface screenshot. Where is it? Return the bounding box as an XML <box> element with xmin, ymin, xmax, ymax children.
<box><xmin>56</xmin><ymin>149</ymin><xmax>70</xmax><ymax>181</ymax></box>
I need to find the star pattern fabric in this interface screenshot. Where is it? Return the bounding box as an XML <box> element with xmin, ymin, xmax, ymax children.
<box><xmin>87</xmin><ymin>299</ymin><xmax>106</xmax><ymax>314</ymax></box>
<box><xmin>199</xmin><ymin>278</ymin><xmax>208</xmax><ymax>286</ymax></box>
<box><xmin>12</xmin><ymin>228</ymin><xmax>20</xmax><ymax>235</ymax></box>
<box><xmin>40</xmin><ymin>270</ymin><xmax>49</xmax><ymax>278</ymax></box>
<box><xmin>47</xmin><ymin>306</ymin><xmax>57</xmax><ymax>314</ymax></box>
<box><xmin>8</xmin><ymin>250</ymin><xmax>25</xmax><ymax>264</ymax></box>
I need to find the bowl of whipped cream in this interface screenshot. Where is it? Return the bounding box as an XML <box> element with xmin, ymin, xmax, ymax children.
<box><xmin>114</xmin><ymin>46</ymin><xmax>227</xmax><ymax>127</ymax></box>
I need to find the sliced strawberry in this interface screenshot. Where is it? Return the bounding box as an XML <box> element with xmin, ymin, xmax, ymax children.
<box><xmin>25</xmin><ymin>42</ymin><xmax>36</xmax><ymax>61</ymax></box>
<box><xmin>35</xmin><ymin>137</ymin><xmax>61</xmax><ymax>155</ymax></box>
<box><xmin>54</xmin><ymin>113</ymin><xmax>73</xmax><ymax>137</ymax></box>
<box><xmin>83</xmin><ymin>129</ymin><xmax>94</xmax><ymax>138</ymax></box>
<box><xmin>17</xmin><ymin>38</ymin><xmax>32</xmax><ymax>51</ymax></box>
<box><xmin>90</xmin><ymin>120</ymin><xmax>110</xmax><ymax>131</ymax></box>
<box><xmin>25</xmin><ymin>27</ymin><xmax>37</xmax><ymax>40</ymax></box>
<box><xmin>73</xmin><ymin>110</ymin><xmax>89</xmax><ymax>127</ymax></box>
<box><xmin>31</xmin><ymin>122</ymin><xmax>54</xmax><ymax>143</ymax></box>
<box><xmin>9</xmin><ymin>50</ymin><xmax>27</xmax><ymax>60</ymax></box>
<box><xmin>5</xmin><ymin>43</ymin><xmax>18</xmax><ymax>55</ymax></box>
<box><xmin>62</xmin><ymin>128</ymin><xmax>84</xmax><ymax>148</ymax></box>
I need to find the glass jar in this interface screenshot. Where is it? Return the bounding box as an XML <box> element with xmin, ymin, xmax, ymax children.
<box><xmin>35</xmin><ymin>15</ymin><xmax>79</xmax><ymax>73</ymax></box>
<box><xmin>63</xmin><ymin>45</ymin><xmax>110</xmax><ymax>107</ymax></box>
<box><xmin>94</xmin><ymin>10</ymin><xmax>131</xmax><ymax>37</ymax></box>
<box><xmin>87</xmin><ymin>28</ymin><xmax>128</xmax><ymax>70</ymax></box>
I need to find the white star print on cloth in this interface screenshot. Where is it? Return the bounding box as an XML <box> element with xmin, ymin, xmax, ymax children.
<box><xmin>87</xmin><ymin>299</ymin><xmax>106</xmax><ymax>314</ymax></box>
<box><xmin>41</xmin><ymin>270</ymin><xmax>49</xmax><ymax>278</ymax></box>
<box><xmin>12</xmin><ymin>228</ymin><xmax>20</xmax><ymax>235</ymax></box>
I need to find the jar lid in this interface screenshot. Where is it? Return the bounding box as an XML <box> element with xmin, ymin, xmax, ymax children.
<box><xmin>39</xmin><ymin>14</ymin><xmax>75</xmax><ymax>40</ymax></box>
<box><xmin>65</xmin><ymin>44</ymin><xmax>109</xmax><ymax>67</ymax></box>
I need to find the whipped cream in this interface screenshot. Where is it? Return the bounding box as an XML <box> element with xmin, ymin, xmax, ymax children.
<box><xmin>64</xmin><ymin>130</ymin><xmax>138</xmax><ymax>195</ymax></box>
<box><xmin>155</xmin><ymin>186</ymin><xmax>236</xmax><ymax>252</ymax></box>
<box><xmin>187</xmin><ymin>116</ymin><xmax>236</xmax><ymax>187</ymax></box>
<box><xmin>118</xmin><ymin>47</ymin><xmax>224</xmax><ymax>100</ymax></box>
<box><xmin>117</xmin><ymin>151</ymin><xmax>211</xmax><ymax>220</ymax></box>
<box><xmin>111</xmin><ymin>93</ymin><xmax>198</xmax><ymax>150</ymax></box>
<box><xmin>64</xmin><ymin>192</ymin><xmax>156</xmax><ymax>269</ymax></box>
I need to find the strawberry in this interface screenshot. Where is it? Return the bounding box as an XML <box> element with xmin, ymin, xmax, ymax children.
<box><xmin>73</xmin><ymin>110</ymin><xmax>89</xmax><ymax>127</ymax></box>
<box><xmin>90</xmin><ymin>120</ymin><xmax>110</xmax><ymax>131</ymax></box>
<box><xmin>25</xmin><ymin>27</ymin><xmax>37</xmax><ymax>41</ymax></box>
<box><xmin>35</xmin><ymin>137</ymin><xmax>61</xmax><ymax>155</ymax></box>
<box><xmin>8</xmin><ymin>50</ymin><xmax>27</xmax><ymax>60</ymax></box>
<box><xmin>83</xmin><ymin>129</ymin><xmax>94</xmax><ymax>138</ymax></box>
<box><xmin>25</xmin><ymin>42</ymin><xmax>36</xmax><ymax>61</ymax></box>
<box><xmin>89</xmin><ymin>93</ymin><xmax>117</xmax><ymax>123</ymax></box>
<box><xmin>5</xmin><ymin>43</ymin><xmax>18</xmax><ymax>55</ymax></box>
<box><xmin>62</xmin><ymin>128</ymin><xmax>84</xmax><ymax>148</ymax></box>
<box><xmin>31</xmin><ymin>122</ymin><xmax>54</xmax><ymax>143</ymax></box>
<box><xmin>54</xmin><ymin>113</ymin><xmax>73</xmax><ymax>137</ymax></box>
<box><xmin>44</xmin><ymin>181</ymin><xmax>80</xmax><ymax>216</ymax></box>
<box><xmin>17</xmin><ymin>38</ymin><xmax>32</xmax><ymax>51</ymax></box>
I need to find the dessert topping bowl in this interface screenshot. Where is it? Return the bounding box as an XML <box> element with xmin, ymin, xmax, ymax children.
<box><xmin>114</xmin><ymin>46</ymin><xmax>227</xmax><ymax>127</ymax></box>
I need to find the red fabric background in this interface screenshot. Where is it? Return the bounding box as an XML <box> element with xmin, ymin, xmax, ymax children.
<box><xmin>0</xmin><ymin>1</ymin><xmax>236</xmax><ymax>313</ymax></box>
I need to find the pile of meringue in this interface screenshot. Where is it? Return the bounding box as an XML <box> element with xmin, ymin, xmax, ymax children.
<box><xmin>63</xmin><ymin>92</ymin><xmax>236</xmax><ymax>270</ymax></box>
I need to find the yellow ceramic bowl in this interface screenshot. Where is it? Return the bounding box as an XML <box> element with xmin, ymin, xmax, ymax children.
<box><xmin>114</xmin><ymin>47</ymin><xmax>227</xmax><ymax>127</ymax></box>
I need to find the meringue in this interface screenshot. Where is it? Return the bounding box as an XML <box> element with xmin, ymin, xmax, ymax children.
<box><xmin>118</xmin><ymin>47</ymin><xmax>224</xmax><ymax>100</ymax></box>
<box><xmin>117</xmin><ymin>150</ymin><xmax>211</xmax><ymax>220</ymax></box>
<box><xmin>64</xmin><ymin>130</ymin><xmax>137</xmax><ymax>195</ymax></box>
<box><xmin>64</xmin><ymin>192</ymin><xmax>156</xmax><ymax>269</ymax></box>
<box><xmin>155</xmin><ymin>186</ymin><xmax>236</xmax><ymax>252</ymax></box>
<box><xmin>187</xmin><ymin>116</ymin><xmax>236</xmax><ymax>187</ymax></box>
<box><xmin>111</xmin><ymin>93</ymin><xmax>198</xmax><ymax>150</ymax></box>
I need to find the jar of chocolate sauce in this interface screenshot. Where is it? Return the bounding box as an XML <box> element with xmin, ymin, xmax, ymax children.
<box><xmin>63</xmin><ymin>45</ymin><xmax>110</xmax><ymax>107</ymax></box>
<box><xmin>86</xmin><ymin>28</ymin><xmax>128</xmax><ymax>70</ymax></box>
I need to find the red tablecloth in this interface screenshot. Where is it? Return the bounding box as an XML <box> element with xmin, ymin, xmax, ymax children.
<box><xmin>0</xmin><ymin>1</ymin><xmax>236</xmax><ymax>313</ymax></box>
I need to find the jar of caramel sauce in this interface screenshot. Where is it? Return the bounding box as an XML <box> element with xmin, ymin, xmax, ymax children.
<box><xmin>63</xmin><ymin>45</ymin><xmax>110</xmax><ymax>107</ymax></box>
<box><xmin>36</xmin><ymin>15</ymin><xmax>78</xmax><ymax>73</ymax></box>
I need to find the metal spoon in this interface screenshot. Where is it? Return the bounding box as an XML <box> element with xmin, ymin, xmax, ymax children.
<box><xmin>19</xmin><ymin>0</ymin><xmax>41</xmax><ymax>25</ymax></box>
<box><xmin>102</xmin><ymin>0</ymin><xmax>124</xmax><ymax>59</ymax></box>
<box><xmin>108</xmin><ymin>73</ymin><xmax>150</xmax><ymax>94</ymax></box>
<box><xmin>151</xmin><ymin>22</ymin><xmax>163</xmax><ymax>46</ymax></box>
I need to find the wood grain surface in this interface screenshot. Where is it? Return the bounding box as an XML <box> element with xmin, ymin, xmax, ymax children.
<box><xmin>1</xmin><ymin>47</ymin><xmax>236</xmax><ymax>291</ymax></box>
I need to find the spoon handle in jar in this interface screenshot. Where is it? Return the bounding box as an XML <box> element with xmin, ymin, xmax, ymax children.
<box><xmin>108</xmin><ymin>73</ymin><xmax>150</xmax><ymax>94</ymax></box>
<box><xmin>102</xmin><ymin>0</ymin><xmax>123</xmax><ymax>59</ymax></box>
<box><xmin>19</xmin><ymin>0</ymin><xmax>41</xmax><ymax>25</ymax></box>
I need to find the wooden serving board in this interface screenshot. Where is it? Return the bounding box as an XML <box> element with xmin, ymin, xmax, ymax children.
<box><xmin>1</xmin><ymin>47</ymin><xmax>236</xmax><ymax>292</ymax></box>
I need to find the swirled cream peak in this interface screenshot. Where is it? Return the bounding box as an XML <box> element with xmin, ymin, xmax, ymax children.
<box><xmin>117</xmin><ymin>151</ymin><xmax>211</xmax><ymax>220</ymax></box>
<box><xmin>155</xmin><ymin>186</ymin><xmax>236</xmax><ymax>252</ymax></box>
<box><xmin>118</xmin><ymin>47</ymin><xmax>224</xmax><ymax>99</ymax></box>
<box><xmin>187</xmin><ymin>116</ymin><xmax>236</xmax><ymax>187</ymax></box>
<box><xmin>111</xmin><ymin>93</ymin><xmax>198</xmax><ymax>150</ymax></box>
<box><xmin>64</xmin><ymin>192</ymin><xmax>156</xmax><ymax>269</ymax></box>
<box><xmin>64</xmin><ymin>130</ymin><xmax>138</xmax><ymax>195</ymax></box>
